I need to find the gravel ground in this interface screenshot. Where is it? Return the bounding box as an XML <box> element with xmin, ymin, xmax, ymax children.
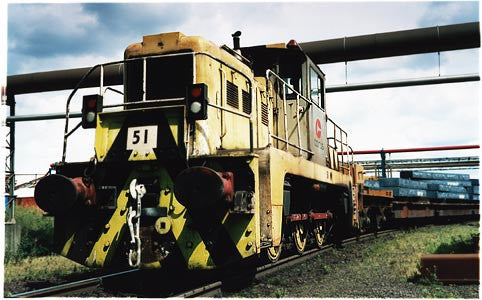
<box><xmin>227</xmin><ymin>225</ymin><xmax>479</xmax><ymax>298</ymax></box>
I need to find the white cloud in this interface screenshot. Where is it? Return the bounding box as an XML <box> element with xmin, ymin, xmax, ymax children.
<box><xmin>421</xmin><ymin>1</ymin><xmax>478</xmax><ymax>24</ymax></box>
<box><xmin>327</xmin><ymin>81</ymin><xmax>478</xmax><ymax>150</ymax></box>
<box><xmin>9</xmin><ymin>3</ymin><xmax>97</xmax><ymax>38</ymax></box>
<box><xmin>441</xmin><ymin>48</ymin><xmax>480</xmax><ymax>75</ymax></box>
<box><xmin>176</xmin><ymin>2</ymin><xmax>428</xmax><ymax>48</ymax></box>
<box><xmin>15</xmin><ymin>119</ymin><xmax>95</xmax><ymax>175</ymax></box>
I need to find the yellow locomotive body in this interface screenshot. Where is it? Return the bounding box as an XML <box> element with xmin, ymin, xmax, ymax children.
<box><xmin>35</xmin><ymin>32</ymin><xmax>360</xmax><ymax>270</ymax></box>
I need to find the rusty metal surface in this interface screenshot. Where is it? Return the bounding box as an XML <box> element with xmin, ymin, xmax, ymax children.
<box><xmin>421</xmin><ymin>254</ymin><xmax>479</xmax><ymax>283</ymax></box>
<box><xmin>362</xmin><ymin>189</ymin><xmax>393</xmax><ymax>198</ymax></box>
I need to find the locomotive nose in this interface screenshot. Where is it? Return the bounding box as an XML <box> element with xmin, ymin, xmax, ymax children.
<box><xmin>173</xmin><ymin>167</ymin><xmax>234</xmax><ymax>209</ymax></box>
<box><xmin>34</xmin><ymin>174</ymin><xmax>96</xmax><ymax>215</ymax></box>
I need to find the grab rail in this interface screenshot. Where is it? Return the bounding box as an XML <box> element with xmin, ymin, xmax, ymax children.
<box><xmin>327</xmin><ymin>117</ymin><xmax>353</xmax><ymax>175</ymax></box>
<box><xmin>265</xmin><ymin>69</ymin><xmax>314</xmax><ymax>156</ymax></box>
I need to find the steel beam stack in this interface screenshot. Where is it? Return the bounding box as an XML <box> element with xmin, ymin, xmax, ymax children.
<box><xmin>366</xmin><ymin>171</ymin><xmax>478</xmax><ymax>201</ymax></box>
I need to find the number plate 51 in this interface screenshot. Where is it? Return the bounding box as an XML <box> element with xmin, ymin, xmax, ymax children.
<box><xmin>126</xmin><ymin>126</ymin><xmax>158</xmax><ymax>151</ymax></box>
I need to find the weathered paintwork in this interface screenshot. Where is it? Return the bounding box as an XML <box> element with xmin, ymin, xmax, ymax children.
<box><xmin>52</xmin><ymin>31</ymin><xmax>361</xmax><ymax>270</ymax></box>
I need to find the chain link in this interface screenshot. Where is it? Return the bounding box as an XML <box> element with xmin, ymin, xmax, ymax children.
<box><xmin>127</xmin><ymin>179</ymin><xmax>146</xmax><ymax>267</ymax></box>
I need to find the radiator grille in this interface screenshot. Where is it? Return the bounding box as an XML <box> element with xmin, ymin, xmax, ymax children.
<box><xmin>226</xmin><ymin>81</ymin><xmax>239</xmax><ymax>108</ymax></box>
<box><xmin>242</xmin><ymin>90</ymin><xmax>251</xmax><ymax>114</ymax></box>
<box><xmin>261</xmin><ymin>102</ymin><xmax>269</xmax><ymax>126</ymax></box>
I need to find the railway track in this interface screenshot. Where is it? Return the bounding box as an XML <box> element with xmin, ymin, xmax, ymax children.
<box><xmin>8</xmin><ymin>269</ymin><xmax>139</xmax><ymax>298</ymax></box>
<box><xmin>9</xmin><ymin>230</ymin><xmax>396</xmax><ymax>298</ymax></box>
<box><xmin>175</xmin><ymin>229</ymin><xmax>398</xmax><ymax>297</ymax></box>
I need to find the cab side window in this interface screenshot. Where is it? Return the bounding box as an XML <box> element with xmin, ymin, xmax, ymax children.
<box><xmin>310</xmin><ymin>67</ymin><xmax>324</xmax><ymax>109</ymax></box>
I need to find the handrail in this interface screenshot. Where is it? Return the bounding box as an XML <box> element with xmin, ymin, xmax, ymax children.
<box><xmin>208</xmin><ymin>103</ymin><xmax>251</xmax><ymax>119</ymax></box>
<box><xmin>61</xmin><ymin>52</ymin><xmax>200</xmax><ymax>163</ymax></box>
<box><xmin>271</xmin><ymin>135</ymin><xmax>314</xmax><ymax>155</ymax></box>
<box><xmin>265</xmin><ymin>69</ymin><xmax>315</xmax><ymax>106</ymax></box>
<box><xmin>102</xmin><ymin>97</ymin><xmax>184</xmax><ymax>109</ymax></box>
<box><xmin>282</xmin><ymin>81</ymin><xmax>289</xmax><ymax>150</ymax></box>
<box><xmin>327</xmin><ymin>116</ymin><xmax>353</xmax><ymax>175</ymax></box>
<box><xmin>265</xmin><ymin>69</ymin><xmax>313</xmax><ymax>156</ymax></box>
<box><xmin>295</xmin><ymin>94</ymin><xmax>302</xmax><ymax>156</ymax></box>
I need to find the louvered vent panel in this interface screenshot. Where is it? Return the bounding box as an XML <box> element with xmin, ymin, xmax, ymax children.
<box><xmin>226</xmin><ymin>81</ymin><xmax>239</xmax><ymax>108</ymax></box>
<box><xmin>242</xmin><ymin>90</ymin><xmax>251</xmax><ymax>114</ymax></box>
<box><xmin>261</xmin><ymin>102</ymin><xmax>269</xmax><ymax>126</ymax></box>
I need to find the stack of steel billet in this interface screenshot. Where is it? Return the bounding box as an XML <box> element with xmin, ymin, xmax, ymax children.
<box><xmin>364</xmin><ymin>180</ymin><xmax>380</xmax><ymax>189</ymax></box>
<box><xmin>400</xmin><ymin>171</ymin><xmax>475</xmax><ymax>200</ymax></box>
<box><xmin>378</xmin><ymin>178</ymin><xmax>427</xmax><ymax>197</ymax></box>
<box><xmin>364</xmin><ymin>171</ymin><xmax>479</xmax><ymax>201</ymax></box>
<box><xmin>467</xmin><ymin>179</ymin><xmax>479</xmax><ymax>200</ymax></box>
<box><xmin>400</xmin><ymin>171</ymin><xmax>470</xmax><ymax>181</ymax></box>
<box><xmin>415</xmin><ymin>179</ymin><xmax>472</xmax><ymax>187</ymax></box>
<box><xmin>427</xmin><ymin>184</ymin><xmax>469</xmax><ymax>200</ymax></box>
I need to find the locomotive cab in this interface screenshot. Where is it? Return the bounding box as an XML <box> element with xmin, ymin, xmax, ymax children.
<box><xmin>241</xmin><ymin>41</ymin><xmax>330</xmax><ymax>166</ymax></box>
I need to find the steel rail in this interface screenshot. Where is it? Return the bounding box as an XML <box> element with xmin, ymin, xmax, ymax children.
<box><xmin>174</xmin><ymin>229</ymin><xmax>397</xmax><ymax>298</ymax></box>
<box><xmin>9</xmin><ymin>269</ymin><xmax>138</xmax><ymax>298</ymax></box>
<box><xmin>255</xmin><ymin>229</ymin><xmax>397</xmax><ymax>278</ymax></box>
<box><xmin>176</xmin><ymin>281</ymin><xmax>224</xmax><ymax>298</ymax></box>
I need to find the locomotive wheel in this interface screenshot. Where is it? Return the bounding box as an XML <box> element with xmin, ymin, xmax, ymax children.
<box><xmin>313</xmin><ymin>220</ymin><xmax>326</xmax><ymax>248</ymax></box>
<box><xmin>265</xmin><ymin>244</ymin><xmax>282</xmax><ymax>263</ymax></box>
<box><xmin>291</xmin><ymin>223</ymin><xmax>307</xmax><ymax>254</ymax></box>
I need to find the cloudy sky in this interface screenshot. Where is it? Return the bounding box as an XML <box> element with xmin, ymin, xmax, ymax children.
<box><xmin>4</xmin><ymin>1</ymin><xmax>480</xmax><ymax>184</ymax></box>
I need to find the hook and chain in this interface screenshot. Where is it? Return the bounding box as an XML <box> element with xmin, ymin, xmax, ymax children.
<box><xmin>127</xmin><ymin>179</ymin><xmax>146</xmax><ymax>267</ymax></box>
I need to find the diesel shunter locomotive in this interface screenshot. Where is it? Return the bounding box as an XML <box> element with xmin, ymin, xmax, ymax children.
<box><xmin>34</xmin><ymin>31</ymin><xmax>478</xmax><ymax>271</ymax></box>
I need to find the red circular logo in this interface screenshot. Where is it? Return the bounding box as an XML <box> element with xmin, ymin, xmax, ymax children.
<box><xmin>315</xmin><ymin>118</ymin><xmax>322</xmax><ymax>139</ymax></box>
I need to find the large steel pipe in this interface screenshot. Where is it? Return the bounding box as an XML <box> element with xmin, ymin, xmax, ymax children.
<box><xmin>300</xmin><ymin>22</ymin><xmax>480</xmax><ymax>64</ymax></box>
<box><xmin>7</xmin><ymin>64</ymin><xmax>123</xmax><ymax>95</ymax></box>
<box><xmin>346</xmin><ymin>144</ymin><xmax>480</xmax><ymax>155</ymax></box>
<box><xmin>6</xmin><ymin>22</ymin><xmax>480</xmax><ymax>95</ymax></box>
<box><xmin>5</xmin><ymin>72</ymin><xmax>479</xmax><ymax>122</ymax></box>
<box><xmin>326</xmin><ymin>74</ymin><xmax>480</xmax><ymax>93</ymax></box>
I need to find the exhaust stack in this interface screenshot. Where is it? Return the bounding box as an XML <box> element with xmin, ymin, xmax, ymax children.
<box><xmin>232</xmin><ymin>31</ymin><xmax>242</xmax><ymax>54</ymax></box>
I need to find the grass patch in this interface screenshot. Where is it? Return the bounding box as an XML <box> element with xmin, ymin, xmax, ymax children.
<box><xmin>230</xmin><ymin>222</ymin><xmax>479</xmax><ymax>298</ymax></box>
<box><xmin>433</xmin><ymin>233</ymin><xmax>479</xmax><ymax>254</ymax></box>
<box><xmin>266</xmin><ymin>277</ymin><xmax>287</xmax><ymax>286</ymax></box>
<box><xmin>4</xmin><ymin>255</ymin><xmax>90</xmax><ymax>283</ymax></box>
<box><xmin>5</xmin><ymin>206</ymin><xmax>55</xmax><ymax>262</ymax></box>
<box><xmin>360</xmin><ymin>223</ymin><xmax>479</xmax><ymax>280</ymax></box>
<box><xmin>270</xmin><ymin>287</ymin><xmax>288</xmax><ymax>298</ymax></box>
<box><xmin>406</xmin><ymin>226</ymin><xmax>479</xmax><ymax>297</ymax></box>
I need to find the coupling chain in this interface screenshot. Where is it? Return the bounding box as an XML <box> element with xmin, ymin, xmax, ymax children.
<box><xmin>127</xmin><ymin>179</ymin><xmax>146</xmax><ymax>267</ymax></box>
<box><xmin>82</xmin><ymin>156</ymin><xmax>97</xmax><ymax>186</ymax></box>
